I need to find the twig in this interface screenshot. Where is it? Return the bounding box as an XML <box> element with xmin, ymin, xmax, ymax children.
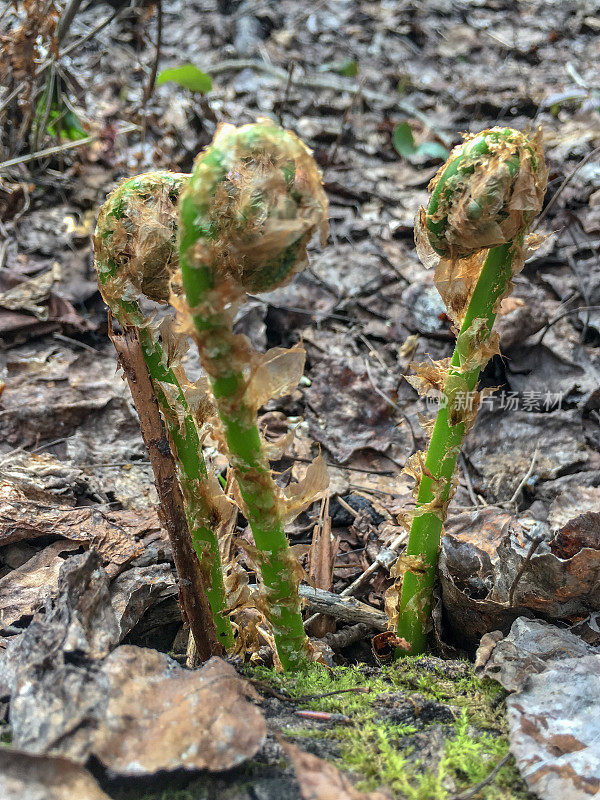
<box><xmin>327</xmin><ymin>76</ymin><xmax>366</xmax><ymax>166</ymax></box>
<box><xmin>206</xmin><ymin>59</ymin><xmax>452</xmax><ymax>146</ymax></box>
<box><xmin>109</xmin><ymin>321</ymin><xmax>222</xmax><ymax>662</ymax></box>
<box><xmin>336</xmin><ymin>495</ymin><xmax>359</xmax><ymax>518</ymax></box>
<box><xmin>507</xmin><ymin>448</ymin><xmax>538</xmax><ymax>506</ymax></box>
<box><xmin>298</xmin><ymin>584</ymin><xmax>387</xmax><ymax>630</ymax></box>
<box><xmin>0</xmin><ymin>123</ymin><xmax>137</xmax><ymax>172</ymax></box>
<box><xmin>451</xmin><ymin>754</ymin><xmax>511</xmax><ymax>800</ymax></box>
<box><xmin>459</xmin><ymin>454</ymin><xmax>479</xmax><ymax>507</ymax></box>
<box><xmin>57</xmin><ymin>0</ymin><xmax>85</xmax><ymax>45</ymax></box>
<box><xmin>508</xmin><ymin>535</ymin><xmax>544</xmax><ymax>607</ymax></box>
<box><xmin>141</xmin><ymin>0</ymin><xmax>162</xmax><ymax>107</ymax></box>
<box><xmin>59</xmin><ymin>9</ymin><xmax>121</xmax><ymax>59</ymax></box>
<box><xmin>0</xmin><ymin>82</ymin><xmax>27</xmax><ymax>116</ymax></box>
<box><xmin>52</xmin><ymin>332</ymin><xmax>100</xmax><ymax>353</ymax></box>
<box><xmin>537</xmin><ymin>305</ymin><xmax>600</xmax><ymax>344</ymax></box>
<box><xmin>341</xmin><ymin>530</ymin><xmax>407</xmax><ymax>597</ymax></box>
<box><xmin>304</xmin><ymin>528</ymin><xmax>409</xmax><ymax>630</ymax></box>
<box><xmin>0</xmin><ymin>136</ymin><xmax>92</xmax><ymax>171</ymax></box>
<box><xmin>296</xmin><ymin>686</ymin><xmax>371</xmax><ymax>703</ymax></box>
<box><xmin>365</xmin><ymin>358</ymin><xmax>416</xmax><ymax>448</ymax></box>
<box><xmin>532</xmin><ymin>146</ymin><xmax>600</xmax><ymax>231</ymax></box>
<box><xmin>323</xmin><ymin>622</ymin><xmax>370</xmax><ymax>650</ymax></box>
<box><xmin>278</xmin><ymin>60</ymin><xmax>296</xmax><ymax>120</ymax></box>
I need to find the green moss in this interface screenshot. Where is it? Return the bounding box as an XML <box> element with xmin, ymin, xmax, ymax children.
<box><xmin>250</xmin><ymin>657</ymin><xmax>532</xmax><ymax>800</ymax></box>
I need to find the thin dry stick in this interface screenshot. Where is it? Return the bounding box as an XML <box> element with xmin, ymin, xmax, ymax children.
<box><xmin>57</xmin><ymin>0</ymin><xmax>84</xmax><ymax>44</ymax></box>
<box><xmin>507</xmin><ymin>447</ymin><xmax>539</xmax><ymax>506</ymax></box>
<box><xmin>141</xmin><ymin>0</ymin><xmax>163</xmax><ymax>107</ymax></box>
<box><xmin>109</xmin><ymin>323</ymin><xmax>221</xmax><ymax>662</ymax></box>
<box><xmin>459</xmin><ymin>453</ymin><xmax>479</xmax><ymax>508</ymax></box>
<box><xmin>304</xmin><ymin>526</ymin><xmax>409</xmax><ymax>630</ymax></box>
<box><xmin>279</xmin><ymin>60</ymin><xmax>296</xmax><ymax>118</ymax></box>
<box><xmin>342</xmin><ymin>530</ymin><xmax>408</xmax><ymax>597</ymax></box>
<box><xmin>0</xmin><ymin>123</ymin><xmax>137</xmax><ymax>172</ymax></box>
<box><xmin>364</xmin><ymin>358</ymin><xmax>416</xmax><ymax>449</ymax></box>
<box><xmin>508</xmin><ymin>534</ymin><xmax>544</xmax><ymax>607</ymax></box>
<box><xmin>532</xmin><ymin>146</ymin><xmax>600</xmax><ymax>231</ymax></box>
<box><xmin>328</xmin><ymin>75</ymin><xmax>366</xmax><ymax>166</ymax></box>
<box><xmin>206</xmin><ymin>59</ymin><xmax>453</xmax><ymax>146</ymax></box>
<box><xmin>451</xmin><ymin>754</ymin><xmax>512</xmax><ymax>800</ymax></box>
<box><xmin>298</xmin><ymin>584</ymin><xmax>387</xmax><ymax>630</ymax></box>
<box><xmin>537</xmin><ymin>304</ymin><xmax>600</xmax><ymax>344</ymax></box>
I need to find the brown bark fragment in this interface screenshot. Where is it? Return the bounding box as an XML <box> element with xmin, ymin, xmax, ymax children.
<box><xmin>109</xmin><ymin>322</ymin><xmax>221</xmax><ymax>662</ymax></box>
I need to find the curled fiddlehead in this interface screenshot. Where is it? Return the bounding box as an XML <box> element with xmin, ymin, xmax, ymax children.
<box><xmin>178</xmin><ymin>121</ymin><xmax>329</xmax><ymax>669</ymax></box>
<box><xmin>94</xmin><ymin>172</ymin><xmax>234</xmax><ymax>650</ymax></box>
<box><xmin>392</xmin><ymin>128</ymin><xmax>547</xmax><ymax>655</ymax></box>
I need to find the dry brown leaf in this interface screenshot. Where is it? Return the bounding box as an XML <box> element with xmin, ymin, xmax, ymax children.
<box><xmin>0</xmin><ymin>262</ymin><xmax>61</xmax><ymax>320</ymax></box>
<box><xmin>280</xmin><ymin>453</ymin><xmax>329</xmax><ymax>523</ymax></box>
<box><xmin>94</xmin><ymin>651</ymin><xmax>266</xmax><ymax>775</ymax></box>
<box><xmin>0</xmin><ymin>485</ymin><xmax>148</xmax><ymax>572</ymax></box>
<box><xmin>0</xmin><ymin>541</ymin><xmax>81</xmax><ymax>630</ymax></box>
<box><xmin>246</xmin><ymin>345</ymin><xmax>306</xmax><ymax>410</ymax></box>
<box><xmin>282</xmin><ymin>740</ymin><xmax>391</xmax><ymax>800</ymax></box>
<box><xmin>0</xmin><ymin>749</ymin><xmax>111</xmax><ymax>800</ymax></box>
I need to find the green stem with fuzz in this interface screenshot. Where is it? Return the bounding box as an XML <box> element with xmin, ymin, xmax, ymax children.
<box><xmin>395</xmin><ymin>129</ymin><xmax>546</xmax><ymax>655</ymax></box>
<box><xmin>179</xmin><ymin>122</ymin><xmax>328</xmax><ymax>670</ymax></box>
<box><xmin>94</xmin><ymin>173</ymin><xmax>234</xmax><ymax>650</ymax></box>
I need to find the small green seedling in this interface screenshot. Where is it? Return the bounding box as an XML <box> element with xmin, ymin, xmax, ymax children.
<box><xmin>179</xmin><ymin>120</ymin><xmax>329</xmax><ymax>670</ymax></box>
<box><xmin>156</xmin><ymin>64</ymin><xmax>213</xmax><ymax>94</ymax></box>
<box><xmin>393</xmin><ymin>121</ymin><xmax>449</xmax><ymax>161</ymax></box>
<box><xmin>392</xmin><ymin>127</ymin><xmax>547</xmax><ymax>655</ymax></box>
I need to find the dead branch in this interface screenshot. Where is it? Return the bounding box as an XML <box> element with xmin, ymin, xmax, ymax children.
<box><xmin>109</xmin><ymin>322</ymin><xmax>222</xmax><ymax>662</ymax></box>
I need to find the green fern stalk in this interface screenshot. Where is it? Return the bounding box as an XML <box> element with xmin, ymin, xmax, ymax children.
<box><xmin>395</xmin><ymin>128</ymin><xmax>547</xmax><ymax>655</ymax></box>
<box><xmin>178</xmin><ymin>122</ymin><xmax>328</xmax><ymax>670</ymax></box>
<box><xmin>94</xmin><ymin>173</ymin><xmax>234</xmax><ymax>650</ymax></box>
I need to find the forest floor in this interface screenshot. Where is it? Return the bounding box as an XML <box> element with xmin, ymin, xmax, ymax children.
<box><xmin>0</xmin><ymin>1</ymin><xmax>599</xmax><ymax>799</ymax></box>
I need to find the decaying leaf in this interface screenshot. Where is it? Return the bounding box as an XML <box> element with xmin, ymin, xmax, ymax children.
<box><xmin>1</xmin><ymin>552</ymin><xmax>120</xmax><ymax>761</ymax></box>
<box><xmin>305</xmin><ymin>356</ymin><xmax>396</xmax><ymax>464</ymax></box>
<box><xmin>508</xmin><ymin>655</ymin><xmax>600</xmax><ymax>800</ymax></box>
<box><xmin>476</xmin><ymin>618</ymin><xmax>600</xmax><ymax>800</ymax></box>
<box><xmin>0</xmin><ymin>749</ymin><xmax>111</xmax><ymax>800</ymax></box>
<box><xmin>282</xmin><ymin>740</ymin><xmax>391</xmax><ymax>800</ymax></box>
<box><xmin>280</xmin><ymin>454</ymin><xmax>329</xmax><ymax>523</ymax></box>
<box><xmin>108</xmin><ymin>563</ymin><xmax>177</xmax><ymax>639</ymax></box>
<box><xmin>463</xmin><ymin>408</ymin><xmax>588</xmax><ymax>503</ymax></box>
<box><xmin>0</xmin><ymin>540</ymin><xmax>81</xmax><ymax>632</ymax></box>
<box><xmin>1</xmin><ymin>552</ymin><xmax>266</xmax><ymax>775</ymax></box>
<box><xmin>440</xmin><ymin>505</ymin><xmax>600</xmax><ymax>647</ymax></box>
<box><xmin>0</xmin><ymin>484</ymin><xmax>147</xmax><ymax>573</ymax></box>
<box><xmin>93</xmin><ymin>651</ymin><xmax>267</xmax><ymax>775</ymax></box>
<box><xmin>0</xmin><ymin>261</ymin><xmax>61</xmax><ymax>320</ymax></box>
<box><xmin>246</xmin><ymin>345</ymin><xmax>306</xmax><ymax>410</ymax></box>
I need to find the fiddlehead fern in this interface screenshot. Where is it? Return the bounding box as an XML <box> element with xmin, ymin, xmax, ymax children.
<box><xmin>94</xmin><ymin>172</ymin><xmax>234</xmax><ymax>650</ymax></box>
<box><xmin>178</xmin><ymin>121</ymin><xmax>329</xmax><ymax>670</ymax></box>
<box><xmin>393</xmin><ymin>128</ymin><xmax>547</xmax><ymax>655</ymax></box>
